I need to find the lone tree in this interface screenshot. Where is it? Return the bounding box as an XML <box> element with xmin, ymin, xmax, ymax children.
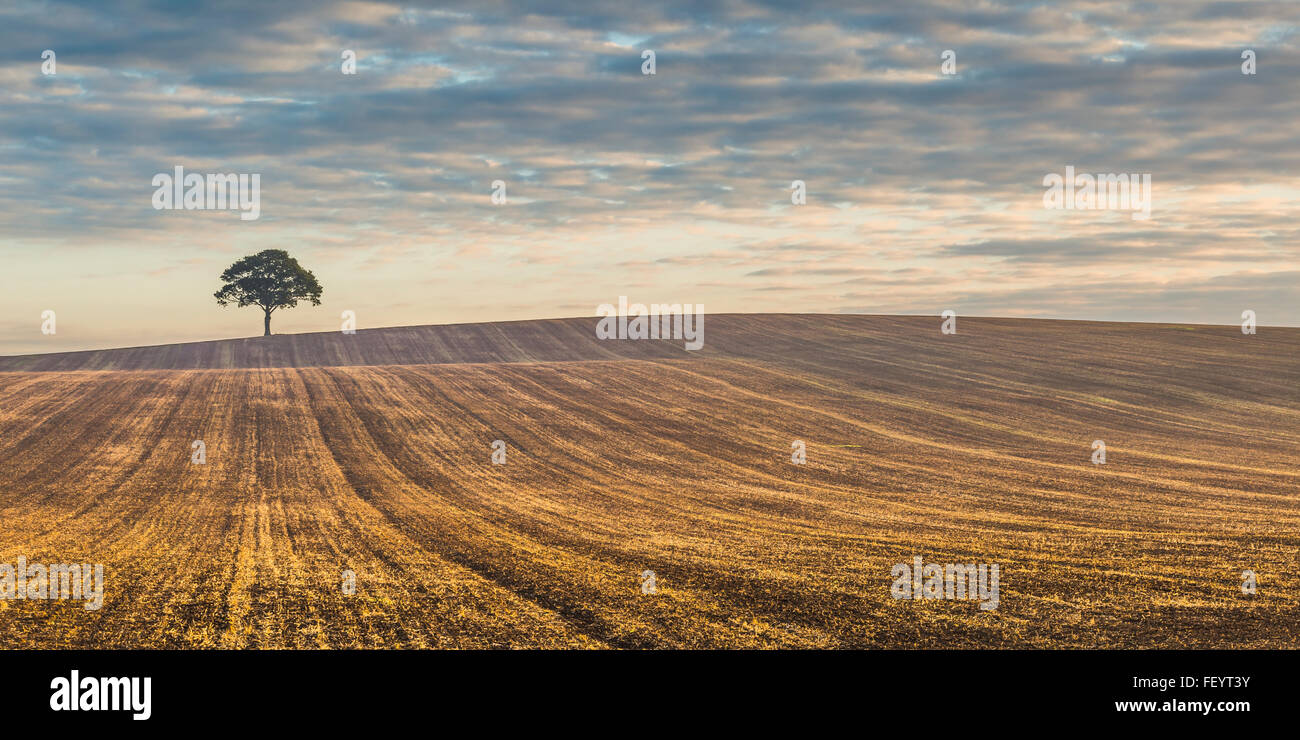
<box><xmin>214</xmin><ymin>250</ymin><xmax>323</xmax><ymax>336</ymax></box>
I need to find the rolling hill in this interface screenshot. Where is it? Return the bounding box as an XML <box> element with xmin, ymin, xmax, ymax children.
<box><xmin>0</xmin><ymin>314</ymin><xmax>1296</xmax><ymax>648</ymax></box>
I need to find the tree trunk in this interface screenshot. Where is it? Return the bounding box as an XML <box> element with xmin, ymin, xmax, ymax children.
<box><xmin>263</xmin><ymin>309</ymin><xmax>272</xmax><ymax>336</ymax></box>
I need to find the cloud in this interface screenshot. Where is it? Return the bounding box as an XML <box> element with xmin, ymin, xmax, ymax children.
<box><xmin>1</xmin><ymin>0</ymin><xmax>1298</xmax><ymax>352</ymax></box>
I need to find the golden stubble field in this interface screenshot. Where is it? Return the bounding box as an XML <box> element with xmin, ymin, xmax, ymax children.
<box><xmin>0</xmin><ymin>314</ymin><xmax>1296</xmax><ymax>648</ymax></box>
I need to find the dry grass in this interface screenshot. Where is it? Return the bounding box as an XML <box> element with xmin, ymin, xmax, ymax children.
<box><xmin>0</xmin><ymin>315</ymin><xmax>1296</xmax><ymax>648</ymax></box>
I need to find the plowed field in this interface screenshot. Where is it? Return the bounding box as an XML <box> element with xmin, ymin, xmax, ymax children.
<box><xmin>1</xmin><ymin>315</ymin><xmax>1296</xmax><ymax>648</ymax></box>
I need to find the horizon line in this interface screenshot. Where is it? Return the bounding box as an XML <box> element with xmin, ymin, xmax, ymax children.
<box><xmin>4</xmin><ymin>312</ymin><xmax>1289</xmax><ymax>359</ymax></box>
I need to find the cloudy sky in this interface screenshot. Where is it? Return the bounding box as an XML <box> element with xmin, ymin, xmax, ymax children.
<box><xmin>1</xmin><ymin>0</ymin><xmax>1297</xmax><ymax>352</ymax></box>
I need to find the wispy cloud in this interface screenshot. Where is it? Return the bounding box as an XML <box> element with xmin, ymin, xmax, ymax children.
<box><xmin>1</xmin><ymin>0</ymin><xmax>1297</xmax><ymax>352</ymax></box>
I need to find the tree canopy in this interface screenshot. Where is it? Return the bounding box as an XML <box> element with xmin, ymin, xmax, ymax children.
<box><xmin>214</xmin><ymin>249</ymin><xmax>323</xmax><ymax>336</ymax></box>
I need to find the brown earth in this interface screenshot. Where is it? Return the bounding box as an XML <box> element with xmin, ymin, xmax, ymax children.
<box><xmin>0</xmin><ymin>314</ymin><xmax>1296</xmax><ymax>648</ymax></box>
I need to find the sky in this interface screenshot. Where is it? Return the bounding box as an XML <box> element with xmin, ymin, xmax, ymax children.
<box><xmin>1</xmin><ymin>0</ymin><xmax>1297</xmax><ymax>353</ymax></box>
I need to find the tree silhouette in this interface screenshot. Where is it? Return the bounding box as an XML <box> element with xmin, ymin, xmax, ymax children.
<box><xmin>214</xmin><ymin>250</ymin><xmax>323</xmax><ymax>336</ymax></box>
